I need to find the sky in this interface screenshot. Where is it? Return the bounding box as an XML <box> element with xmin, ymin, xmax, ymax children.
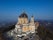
<box><xmin>0</xmin><ymin>0</ymin><xmax>53</xmax><ymax>22</ymax></box>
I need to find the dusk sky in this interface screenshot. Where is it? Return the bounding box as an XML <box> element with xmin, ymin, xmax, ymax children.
<box><xmin>0</xmin><ymin>0</ymin><xmax>53</xmax><ymax>22</ymax></box>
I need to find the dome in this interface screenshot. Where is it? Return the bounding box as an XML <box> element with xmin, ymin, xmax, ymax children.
<box><xmin>19</xmin><ymin>12</ymin><xmax>28</xmax><ymax>18</ymax></box>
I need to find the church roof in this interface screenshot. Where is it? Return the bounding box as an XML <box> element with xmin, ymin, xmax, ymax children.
<box><xmin>19</xmin><ymin>12</ymin><xmax>28</xmax><ymax>18</ymax></box>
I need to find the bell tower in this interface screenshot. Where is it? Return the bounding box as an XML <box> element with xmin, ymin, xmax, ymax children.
<box><xmin>30</xmin><ymin>16</ymin><xmax>34</xmax><ymax>24</ymax></box>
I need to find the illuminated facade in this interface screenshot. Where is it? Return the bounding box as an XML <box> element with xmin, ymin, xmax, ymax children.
<box><xmin>14</xmin><ymin>12</ymin><xmax>35</xmax><ymax>36</ymax></box>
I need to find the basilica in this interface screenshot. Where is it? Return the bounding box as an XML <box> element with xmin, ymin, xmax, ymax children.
<box><xmin>7</xmin><ymin>11</ymin><xmax>39</xmax><ymax>40</ymax></box>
